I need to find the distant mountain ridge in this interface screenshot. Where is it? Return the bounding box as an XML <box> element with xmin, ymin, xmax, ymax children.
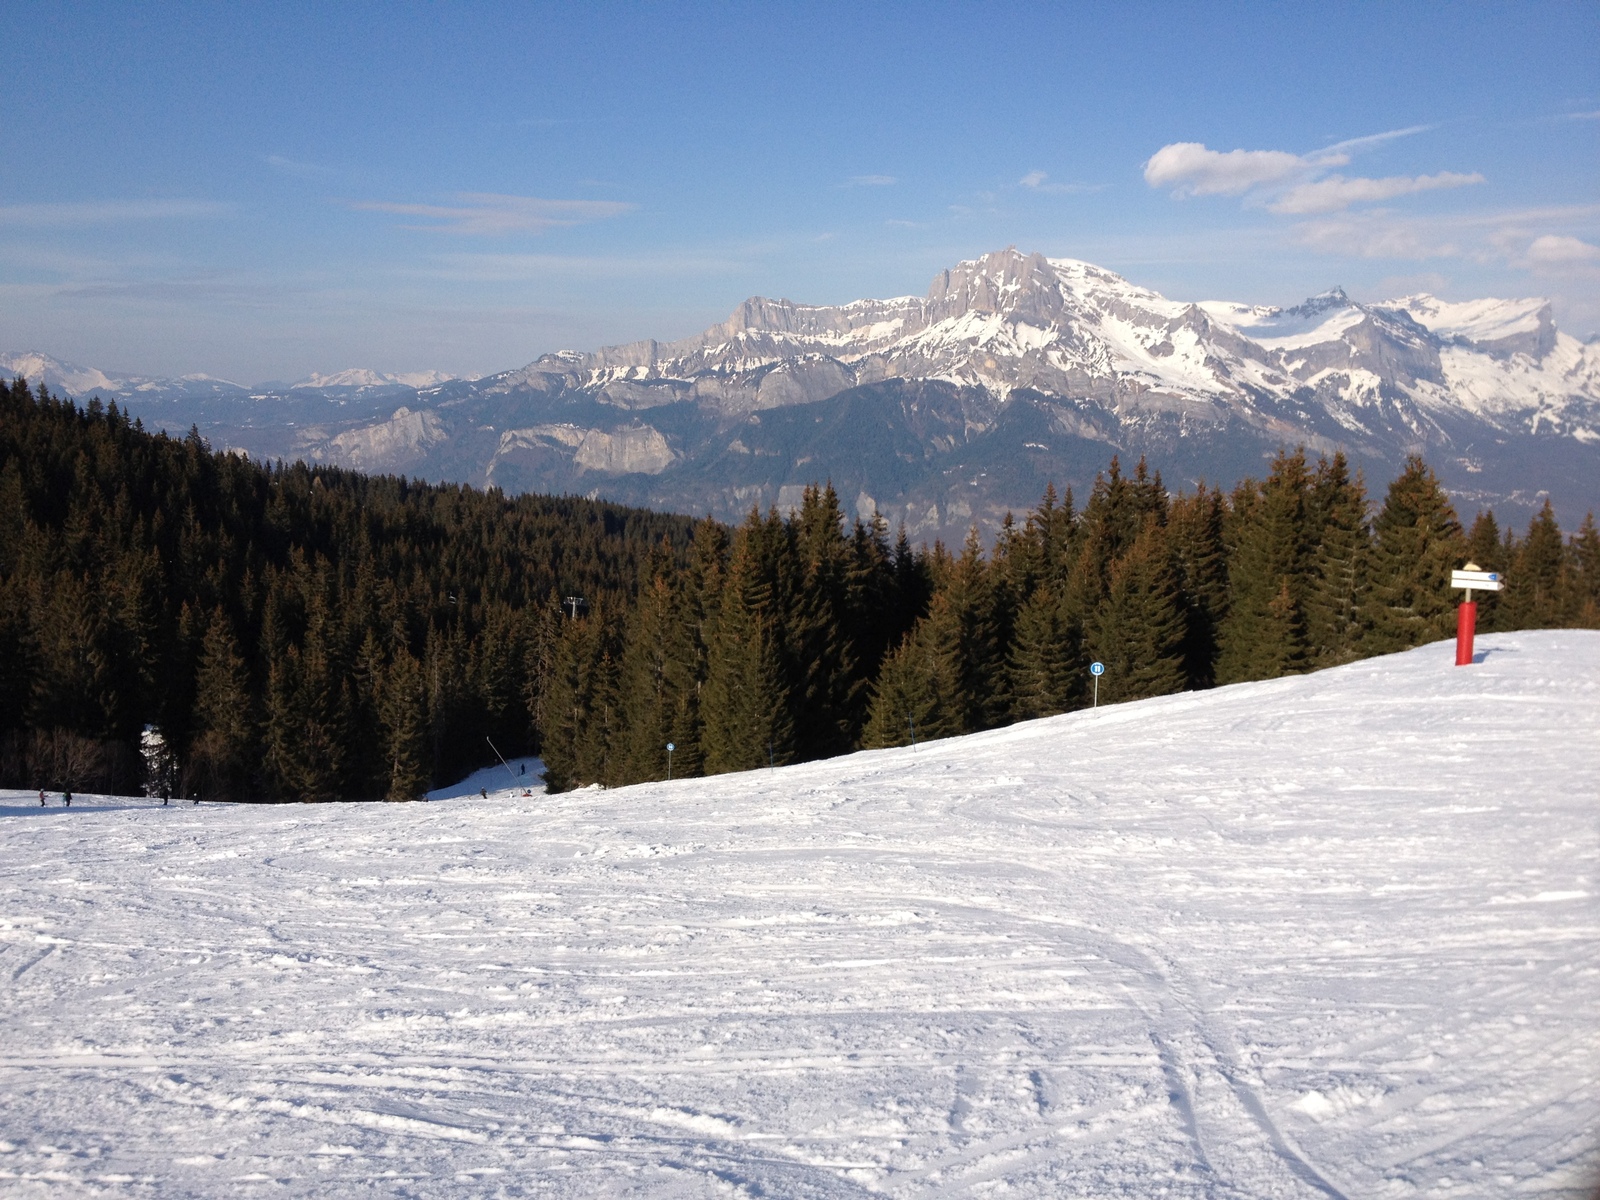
<box><xmin>8</xmin><ymin>248</ymin><xmax>1599</xmax><ymax>536</ymax></box>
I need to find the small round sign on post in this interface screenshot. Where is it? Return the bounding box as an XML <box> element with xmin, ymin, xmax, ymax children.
<box><xmin>666</xmin><ymin>742</ymin><xmax>675</xmax><ymax>781</ymax></box>
<box><xmin>1090</xmin><ymin>661</ymin><xmax>1105</xmax><ymax>707</ymax></box>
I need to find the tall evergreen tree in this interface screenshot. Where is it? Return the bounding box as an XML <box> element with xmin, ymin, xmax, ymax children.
<box><xmin>1504</xmin><ymin>501</ymin><xmax>1567</xmax><ymax>628</ymax></box>
<box><xmin>1569</xmin><ymin>513</ymin><xmax>1600</xmax><ymax>628</ymax></box>
<box><xmin>1464</xmin><ymin>510</ymin><xmax>1507</xmax><ymax>632</ymax></box>
<box><xmin>1304</xmin><ymin>454</ymin><xmax>1370</xmax><ymax>667</ymax></box>
<box><xmin>1167</xmin><ymin>486</ymin><xmax>1228</xmax><ymax>689</ymax></box>
<box><xmin>702</xmin><ymin>513</ymin><xmax>795</xmax><ymax>774</ymax></box>
<box><xmin>1365</xmin><ymin>456</ymin><xmax>1466</xmax><ymax>652</ymax></box>
<box><xmin>185</xmin><ymin>607</ymin><xmax>258</xmax><ymax>800</ymax></box>
<box><xmin>1216</xmin><ymin>449</ymin><xmax>1314</xmax><ymax>682</ymax></box>
<box><xmin>1087</xmin><ymin>515</ymin><xmax>1187</xmax><ymax>703</ymax></box>
<box><xmin>380</xmin><ymin>646</ymin><xmax>430</xmax><ymax>800</ymax></box>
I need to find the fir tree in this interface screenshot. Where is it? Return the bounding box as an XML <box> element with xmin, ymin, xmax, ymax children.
<box><xmin>790</xmin><ymin>484</ymin><xmax>861</xmax><ymax>759</ymax></box>
<box><xmin>1569</xmin><ymin>513</ymin><xmax>1600</xmax><ymax>628</ymax></box>
<box><xmin>185</xmin><ymin>607</ymin><xmax>258</xmax><ymax>800</ymax></box>
<box><xmin>861</xmin><ymin>628</ymin><xmax>952</xmax><ymax>747</ymax></box>
<box><xmin>1464</xmin><ymin>510</ymin><xmax>1507</xmax><ymax>631</ymax></box>
<box><xmin>1007</xmin><ymin>586</ymin><xmax>1080</xmax><ymax>719</ymax></box>
<box><xmin>1504</xmin><ymin>501</ymin><xmax>1567</xmax><ymax>628</ymax></box>
<box><xmin>380</xmin><ymin>647</ymin><xmax>430</xmax><ymax>800</ymax></box>
<box><xmin>1216</xmin><ymin>449</ymin><xmax>1313</xmax><ymax>682</ymax></box>
<box><xmin>1087</xmin><ymin>516</ymin><xmax>1187</xmax><ymax>703</ymax></box>
<box><xmin>1166</xmin><ymin>486</ymin><xmax>1227</xmax><ymax>689</ymax></box>
<box><xmin>1304</xmin><ymin>454</ymin><xmax>1370</xmax><ymax>667</ymax></box>
<box><xmin>702</xmin><ymin>513</ymin><xmax>795</xmax><ymax>774</ymax></box>
<box><xmin>1365</xmin><ymin>456</ymin><xmax>1466</xmax><ymax>652</ymax></box>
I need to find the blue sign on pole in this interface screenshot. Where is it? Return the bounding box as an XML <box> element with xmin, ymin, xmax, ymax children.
<box><xmin>1089</xmin><ymin>661</ymin><xmax>1104</xmax><ymax>708</ymax></box>
<box><xmin>1089</xmin><ymin>662</ymin><xmax>1105</xmax><ymax>676</ymax></box>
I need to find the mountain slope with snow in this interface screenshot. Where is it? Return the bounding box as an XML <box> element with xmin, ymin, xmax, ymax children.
<box><xmin>8</xmin><ymin>249</ymin><xmax>1599</xmax><ymax>535</ymax></box>
<box><xmin>3</xmin><ymin>630</ymin><xmax>1597</xmax><ymax>1197</ymax></box>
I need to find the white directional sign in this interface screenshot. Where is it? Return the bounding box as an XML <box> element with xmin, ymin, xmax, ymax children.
<box><xmin>1451</xmin><ymin>569</ymin><xmax>1501</xmax><ymax>592</ymax></box>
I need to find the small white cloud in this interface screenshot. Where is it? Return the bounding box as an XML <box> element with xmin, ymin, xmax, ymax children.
<box><xmin>1563</xmin><ymin>110</ymin><xmax>1600</xmax><ymax>121</ymax></box>
<box><xmin>844</xmin><ymin>174</ymin><xmax>897</xmax><ymax>187</ymax></box>
<box><xmin>1143</xmin><ymin>142</ymin><xmax>1311</xmax><ymax>196</ymax></box>
<box><xmin>1270</xmin><ymin>171</ymin><xmax>1484</xmax><ymax>215</ymax></box>
<box><xmin>1525</xmin><ymin>234</ymin><xmax>1600</xmax><ymax>266</ymax></box>
<box><xmin>351</xmin><ymin>193</ymin><xmax>635</xmax><ymax>235</ymax></box>
<box><xmin>0</xmin><ymin>199</ymin><xmax>230</xmax><ymax>225</ymax></box>
<box><xmin>1018</xmin><ymin>170</ymin><xmax>1102</xmax><ymax>195</ymax></box>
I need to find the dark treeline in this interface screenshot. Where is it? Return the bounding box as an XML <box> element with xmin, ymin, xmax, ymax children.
<box><xmin>0</xmin><ymin>378</ymin><xmax>696</xmax><ymax>798</ymax></box>
<box><xmin>3</xmin><ymin>376</ymin><xmax>1598</xmax><ymax>799</ymax></box>
<box><xmin>538</xmin><ymin>445</ymin><xmax>1600</xmax><ymax>789</ymax></box>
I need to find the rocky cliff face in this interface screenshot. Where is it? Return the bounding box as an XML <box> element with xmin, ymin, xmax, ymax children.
<box><xmin>10</xmin><ymin>250</ymin><xmax>1599</xmax><ymax>537</ymax></box>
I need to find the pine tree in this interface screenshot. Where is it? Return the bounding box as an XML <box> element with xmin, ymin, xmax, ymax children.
<box><xmin>701</xmin><ymin>513</ymin><xmax>795</xmax><ymax>774</ymax></box>
<box><xmin>1570</xmin><ymin>513</ymin><xmax>1600</xmax><ymax>628</ymax></box>
<box><xmin>1216</xmin><ymin>449</ymin><xmax>1314</xmax><ymax>682</ymax></box>
<box><xmin>1365</xmin><ymin>456</ymin><xmax>1466</xmax><ymax>652</ymax></box>
<box><xmin>790</xmin><ymin>484</ymin><xmax>861</xmax><ymax>759</ymax></box>
<box><xmin>1463</xmin><ymin>510</ymin><xmax>1507</xmax><ymax>632</ymax></box>
<box><xmin>1304</xmin><ymin>454</ymin><xmax>1370</xmax><ymax>667</ymax></box>
<box><xmin>923</xmin><ymin>528</ymin><xmax>1006</xmax><ymax>733</ymax></box>
<box><xmin>616</xmin><ymin>555</ymin><xmax>680</xmax><ymax>784</ymax></box>
<box><xmin>185</xmin><ymin>607</ymin><xmax>258</xmax><ymax>800</ymax></box>
<box><xmin>380</xmin><ymin>647</ymin><xmax>430</xmax><ymax>800</ymax></box>
<box><xmin>1007</xmin><ymin>586</ymin><xmax>1081</xmax><ymax>719</ymax></box>
<box><xmin>1503</xmin><ymin>501</ymin><xmax>1567</xmax><ymax>629</ymax></box>
<box><xmin>1167</xmin><ymin>486</ymin><xmax>1227</xmax><ymax>689</ymax></box>
<box><xmin>861</xmin><ymin>628</ymin><xmax>953</xmax><ymax>748</ymax></box>
<box><xmin>1087</xmin><ymin>516</ymin><xmax>1187</xmax><ymax>703</ymax></box>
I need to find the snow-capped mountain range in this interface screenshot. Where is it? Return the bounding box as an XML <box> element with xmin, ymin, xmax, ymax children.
<box><xmin>0</xmin><ymin>352</ymin><xmax>458</xmax><ymax>400</ymax></box>
<box><xmin>7</xmin><ymin>248</ymin><xmax>1598</xmax><ymax>536</ymax></box>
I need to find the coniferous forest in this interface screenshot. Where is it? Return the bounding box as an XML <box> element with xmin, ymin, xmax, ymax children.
<box><xmin>4</xmin><ymin>375</ymin><xmax>1598</xmax><ymax>799</ymax></box>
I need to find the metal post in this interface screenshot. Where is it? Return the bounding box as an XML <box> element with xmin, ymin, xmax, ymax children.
<box><xmin>1093</xmin><ymin>674</ymin><xmax>1098</xmax><ymax>708</ymax></box>
<box><xmin>666</xmin><ymin>742</ymin><xmax>674</xmax><ymax>780</ymax></box>
<box><xmin>485</xmin><ymin>736</ymin><xmax>519</xmax><ymax>785</ymax></box>
<box><xmin>1456</xmin><ymin>595</ymin><xmax>1477</xmax><ymax>666</ymax></box>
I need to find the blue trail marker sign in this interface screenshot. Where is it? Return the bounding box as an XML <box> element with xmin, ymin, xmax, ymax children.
<box><xmin>1090</xmin><ymin>661</ymin><xmax>1105</xmax><ymax>707</ymax></box>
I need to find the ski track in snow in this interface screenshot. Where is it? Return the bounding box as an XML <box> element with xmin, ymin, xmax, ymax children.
<box><xmin>1</xmin><ymin>631</ymin><xmax>1597</xmax><ymax>1198</ymax></box>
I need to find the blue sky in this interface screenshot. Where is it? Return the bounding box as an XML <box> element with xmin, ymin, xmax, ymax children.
<box><xmin>2</xmin><ymin>1</ymin><xmax>1596</xmax><ymax>382</ymax></box>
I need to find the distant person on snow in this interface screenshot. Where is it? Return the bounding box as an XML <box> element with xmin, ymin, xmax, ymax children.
<box><xmin>63</xmin><ymin>790</ymin><xmax>71</xmax><ymax>807</ymax></box>
<box><xmin>481</xmin><ymin>787</ymin><xmax>488</xmax><ymax>799</ymax></box>
<box><xmin>38</xmin><ymin>790</ymin><xmax>45</xmax><ymax>806</ymax></box>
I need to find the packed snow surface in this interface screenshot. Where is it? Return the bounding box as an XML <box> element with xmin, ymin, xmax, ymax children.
<box><xmin>2</xmin><ymin>631</ymin><xmax>1597</xmax><ymax>1198</ymax></box>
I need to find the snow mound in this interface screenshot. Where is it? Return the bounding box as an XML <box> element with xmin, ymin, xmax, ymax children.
<box><xmin>2</xmin><ymin>631</ymin><xmax>1597</xmax><ymax>1197</ymax></box>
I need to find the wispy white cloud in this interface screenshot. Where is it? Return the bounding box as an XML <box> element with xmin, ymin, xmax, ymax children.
<box><xmin>1290</xmin><ymin>204</ymin><xmax>1600</xmax><ymax>267</ymax></box>
<box><xmin>1143</xmin><ymin>143</ymin><xmax>1309</xmax><ymax>196</ymax></box>
<box><xmin>1314</xmin><ymin>124</ymin><xmax>1432</xmax><ymax>158</ymax></box>
<box><xmin>1524</xmin><ymin>234</ymin><xmax>1600</xmax><ymax>269</ymax></box>
<box><xmin>1146</xmin><ymin>127</ymin><xmax>1484</xmax><ymax>217</ymax></box>
<box><xmin>843</xmin><ymin>175</ymin><xmax>897</xmax><ymax>187</ymax></box>
<box><xmin>0</xmin><ymin>199</ymin><xmax>231</xmax><ymax>226</ymax></box>
<box><xmin>1018</xmin><ymin>170</ymin><xmax>1103</xmax><ymax>195</ymax></box>
<box><xmin>1270</xmin><ymin>171</ymin><xmax>1484</xmax><ymax>215</ymax></box>
<box><xmin>1562</xmin><ymin>110</ymin><xmax>1600</xmax><ymax>121</ymax></box>
<box><xmin>351</xmin><ymin>193</ymin><xmax>635</xmax><ymax>235</ymax></box>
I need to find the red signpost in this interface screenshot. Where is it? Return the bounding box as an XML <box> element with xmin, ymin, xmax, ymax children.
<box><xmin>1450</xmin><ymin>563</ymin><xmax>1501</xmax><ymax>666</ymax></box>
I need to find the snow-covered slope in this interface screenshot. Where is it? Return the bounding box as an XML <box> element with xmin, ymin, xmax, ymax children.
<box><xmin>3</xmin><ymin>631</ymin><xmax>1596</xmax><ymax>1197</ymax></box>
